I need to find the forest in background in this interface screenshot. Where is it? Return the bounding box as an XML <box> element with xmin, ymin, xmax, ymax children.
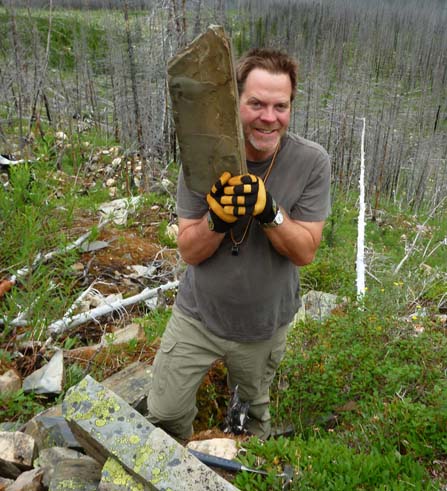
<box><xmin>1</xmin><ymin>0</ymin><xmax>446</xmax><ymax>213</ymax></box>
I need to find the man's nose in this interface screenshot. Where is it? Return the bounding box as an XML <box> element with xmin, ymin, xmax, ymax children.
<box><xmin>259</xmin><ymin>106</ymin><xmax>276</xmax><ymax>123</ymax></box>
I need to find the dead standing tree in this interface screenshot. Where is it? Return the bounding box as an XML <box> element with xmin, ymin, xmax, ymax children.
<box><xmin>28</xmin><ymin>0</ymin><xmax>53</xmax><ymax>139</ymax></box>
<box><xmin>123</xmin><ymin>0</ymin><xmax>147</xmax><ymax>192</ymax></box>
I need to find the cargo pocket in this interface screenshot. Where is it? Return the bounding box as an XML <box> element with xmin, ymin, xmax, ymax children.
<box><xmin>152</xmin><ymin>337</ymin><xmax>177</xmax><ymax>397</ymax></box>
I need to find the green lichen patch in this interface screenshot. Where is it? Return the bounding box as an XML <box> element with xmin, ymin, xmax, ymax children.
<box><xmin>133</xmin><ymin>442</ymin><xmax>155</xmax><ymax>474</ymax></box>
<box><xmin>102</xmin><ymin>457</ymin><xmax>145</xmax><ymax>490</ymax></box>
<box><xmin>63</xmin><ymin>377</ymin><xmax>121</xmax><ymax>428</ymax></box>
<box><xmin>54</xmin><ymin>478</ymin><xmax>85</xmax><ymax>490</ymax></box>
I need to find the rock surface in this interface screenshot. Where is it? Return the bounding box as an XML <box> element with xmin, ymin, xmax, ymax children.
<box><xmin>22</xmin><ymin>350</ymin><xmax>64</xmax><ymax>395</ymax></box>
<box><xmin>0</xmin><ymin>431</ymin><xmax>36</xmax><ymax>479</ymax></box>
<box><xmin>168</xmin><ymin>25</ymin><xmax>246</xmax><ymax>194</ymax></box>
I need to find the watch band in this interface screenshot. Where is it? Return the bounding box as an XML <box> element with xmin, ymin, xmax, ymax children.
<box><xmin>262</xmin><ymin>205</ymin><xmax>284</xmax><ymax>228</ymax></box>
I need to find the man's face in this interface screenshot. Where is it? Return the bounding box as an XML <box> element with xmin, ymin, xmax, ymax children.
<box><xmin>239</xmin><ymin>68</ymin><xmax>292</xmax><ymax>161</ymax></box>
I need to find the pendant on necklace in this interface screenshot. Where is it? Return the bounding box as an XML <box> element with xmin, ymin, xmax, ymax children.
<box><xmin>231</xmin><ymin>244</ymin><xmax>239</xmax><ymax>256</ymax></box>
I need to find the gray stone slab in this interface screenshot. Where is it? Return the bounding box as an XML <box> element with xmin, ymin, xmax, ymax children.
<box><xmin>168</xmin><ymin>25</ymin><xmax>246</xmax><ymax>194</ymax></box>
<box><xmin>62</xmin><ymin>375</ymin><xmax>237</xmax><ymax>490</ymax></box>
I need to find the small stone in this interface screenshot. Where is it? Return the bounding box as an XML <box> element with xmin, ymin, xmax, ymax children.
<box><xmin>23</xmin><ymin>350</ymin><xmax>64</xmax><ymax>395</ymax></box>
<box><xmin>187</xmin><ymin>438</ymin><xmax>238</xmax><ymax>460</ymax></box>
<box><xmin>0</xmin><ymin>431</ymin><xmax>36</xmax><ymax>478</ymax></box>
<box><xmin>0</xmin><ymin>369</ymin><xmax>21</xmax><ymax>393</ymax></box>
<box><xmin>4</xmin><ymin>468</ymin><xmax>44</xmax><ymax>491</ymax></box>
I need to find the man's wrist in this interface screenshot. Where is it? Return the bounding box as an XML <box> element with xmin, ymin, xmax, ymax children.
<box><xmin>261</xmin><ymin>203</ymin><xmax>284</xmax><ymax>229</ymax></box>
<box><xmin>207</xmin><ymin>210</ymin><xmax>229</xmax><ymax>233</ymax></box>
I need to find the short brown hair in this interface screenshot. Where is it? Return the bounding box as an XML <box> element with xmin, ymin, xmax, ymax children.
<box><xmin>236</xmin><ymin>48</ymin><xmax>298</xmax><ymax>101</ymax></box>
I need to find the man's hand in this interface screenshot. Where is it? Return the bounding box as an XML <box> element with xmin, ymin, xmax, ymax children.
<box><xmin>221</xmin><ymin>174</ymin><xmax>276</xmax><ymax>223</ymax></box>
<box><xmin>206</xmin><ymin>172</ymin><xmax>238</xmax><ymax>233</ymax></box>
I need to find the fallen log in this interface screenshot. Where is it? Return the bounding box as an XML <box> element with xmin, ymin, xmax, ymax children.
<box><xmin>47</xmin><ymin>280</ymin><xmax>179</xmax><ymax>336</ymax></box>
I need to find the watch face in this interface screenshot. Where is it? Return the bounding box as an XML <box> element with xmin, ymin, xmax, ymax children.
<box><xmin>275</xmin><ymin>209</ymin><xmax>284</xmax><ymax>225</ymax></box>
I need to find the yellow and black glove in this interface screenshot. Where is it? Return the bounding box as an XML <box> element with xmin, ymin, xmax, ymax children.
<box><xmin>222</xmin><ymin>174</ymin><xmax>276</xmax><ymax>224</ymax></box>
<box><xmin>206</xmin><ymin>172</ymin><xmax>238</xmax><ymax>233</ymax></box>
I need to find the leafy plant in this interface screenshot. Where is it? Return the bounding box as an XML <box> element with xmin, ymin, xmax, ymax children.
<box><xmin>0</xmin><ymin>390</ymin><xmax>45</xmax><ymax>424</ymax></box>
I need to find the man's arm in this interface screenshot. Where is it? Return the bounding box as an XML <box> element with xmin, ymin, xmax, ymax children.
<box><xmin>263</xmin><ymin>208</ymin><xmax>325</xmax><ymax>266</ymax></box>
<box><xmin>177</xmin><ymin>215</ymin><xmax>226</xmax><ymax>265</ymax></box>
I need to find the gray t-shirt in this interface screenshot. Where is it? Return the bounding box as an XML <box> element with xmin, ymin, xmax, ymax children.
<box><xmin>175</xmin><ymin>133</ymin><xmax>331</xmax><ymax>342</ymax></box>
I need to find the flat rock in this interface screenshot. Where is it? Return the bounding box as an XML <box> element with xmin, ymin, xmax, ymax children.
<box><xmin>101</xmin><ymin>324</ymin><xmax>146</xmax><ymax>346</ymax></box>
<box><xmin>62</xmin><ymin>375</ymin><xmax>238</xmax><ymax>490</ymax></box>
<box><xmin>187</xmin><ymin>438</ymin><xmax>238</xmax><ymax>460</ymax></box>
<box><xmin>22</xmin><ymin>350</ymin><xmax>64</xmax><ymax>395</ymax></box>
<box><xmin>168</xmin><ymin>25</ymin><xmax>246</xmax><ymax>194</ymax></box>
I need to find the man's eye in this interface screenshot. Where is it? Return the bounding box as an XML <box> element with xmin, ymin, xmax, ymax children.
<box><xmin>249</xmin><ymin>101</ymin><xmax>262</xmax><ymax>109</ymax></box>
<box><xmin>276</xmin><ymin>104</ymin><xmax>289</xmax><ymax>112</ymax></box>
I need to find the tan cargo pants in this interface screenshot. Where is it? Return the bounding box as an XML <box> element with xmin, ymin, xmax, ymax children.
<box><xmin>146</xmin><ymin>305</ymin><xmax>288</xmax><ymax>440</ymax></box>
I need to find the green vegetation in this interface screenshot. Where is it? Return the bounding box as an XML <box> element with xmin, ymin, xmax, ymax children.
<box><xmin>0</xmin><ymin>8</ymin><xmax>109</xmax><ymax>73</ymax></box>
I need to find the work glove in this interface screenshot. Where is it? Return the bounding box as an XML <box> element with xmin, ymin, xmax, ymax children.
<box><xmin>222</xmin><ymin>174</ymin><xmax>276</xmax><ymax>224</ymax></box>
<box><xmin>206</xmin><ymin>172</ymin><xmax>238</xmax><ymax>233</ymax></box>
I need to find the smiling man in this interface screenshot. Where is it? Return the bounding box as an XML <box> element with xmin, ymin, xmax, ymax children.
<box><xmin>147</xmin><ymin>48</ymin><xmax>331</xmax><ymax>440</ymax></box>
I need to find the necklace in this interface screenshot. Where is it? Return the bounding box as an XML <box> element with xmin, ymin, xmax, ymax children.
<box><xmin>230</xmin><ymin>142</ymin><xmax>281</xmax><ymax>256</ymax></box>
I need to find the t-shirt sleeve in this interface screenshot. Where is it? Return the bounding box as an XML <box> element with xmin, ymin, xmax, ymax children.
<box><xmin>290</xmin><ymin>150</ymin><xmax>331</xmax><ymax>222</ymax></box>
<box><xmin>176</xmin><ymin>167</ymin><xmax>209</xmax><ymax>219</ymax></box>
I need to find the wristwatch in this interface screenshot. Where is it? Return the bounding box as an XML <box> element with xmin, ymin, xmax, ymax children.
<box><xmin>262</xmin><ymin>205</ymin><xmax>284</xmax><ymax>228</ymax></box>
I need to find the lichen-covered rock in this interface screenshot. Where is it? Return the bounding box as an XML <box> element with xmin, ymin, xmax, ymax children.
<box><xmin>62</xmin><ymin>375</ymin><xmax>238</xmax><ymax>490</ymax></box>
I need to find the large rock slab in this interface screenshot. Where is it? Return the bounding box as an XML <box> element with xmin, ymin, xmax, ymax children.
<box><xmin>62</xmin><ymin>375</ymin><xmax>237</xmax><ymax>490</ymax></box>
<box><xmin>168</xmin><ymin>25</ymin><xmax>246</xmax><ymax>194</ymax></box>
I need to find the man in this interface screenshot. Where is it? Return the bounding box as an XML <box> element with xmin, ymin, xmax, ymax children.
<box><xmin>147</xmin><ymin>48</ymin><xmax>331</xmax><ymax>440</ymax></box>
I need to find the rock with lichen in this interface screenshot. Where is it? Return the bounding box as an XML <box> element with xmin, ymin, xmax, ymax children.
<box><xmin>62</xmin><ymin>375</ymin><xmax>238</xmax><ymax>490</ymax></box>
